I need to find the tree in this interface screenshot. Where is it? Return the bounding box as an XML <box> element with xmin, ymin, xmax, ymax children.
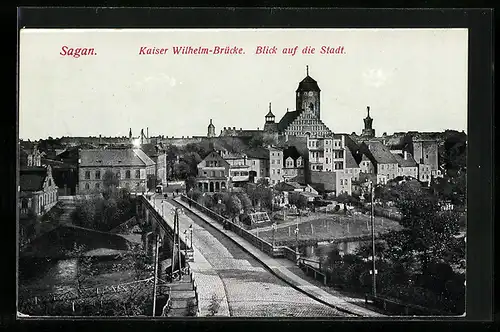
<box><xmin>289</xmin><ymin>192</ymin><xmax>308</xmax><ymax>210</ymax></box>
<box><xmin>388</xmin><ymin>181</ymin><xmax>462</xmax><ymax>275</ymax></box>
<box><xmin>188</xmin><ymin>188</ymin><xmax>202</xmax><ymax>201</ymax></box>
<box><xmin>185</xmin><ymin>176</ymin><xmax>197</xmax><ymax>193</ymax></box>
<box><xmin>181</xmin><ymin>152</ymin><xmax>202</xmax><ymax>177</ymax></box>
<box><xmin>68</xmin><ymin>243</ymin><xmax>96</xmax><ymax>293</ymax></box>
<box><xmin>237</xmin><ymin>192</ymin><xmax>253</xmax><ymax>214</ymax></box>
<box><xmin>103</xmin><ymin>170</ymin><xmax>119</xmax><ymax>189</ymax></box>
<box><xmin>173</xmin><ymin>161</ymin><xmax>190</xmax><ymax>180</ymax></box>
<box><xmin>225</xmin><ymin>195</ymin><xmax>242</xmax><ymax>222</ymax></box>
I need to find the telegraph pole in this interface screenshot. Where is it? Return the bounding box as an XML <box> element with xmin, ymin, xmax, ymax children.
<box><xmin>176</xmin><ymin>209</ymin><xmax>182</xmax><ymax>279</ymax></box>
<box><xmin>370</xmin><ymin>181</ymin><xmax>377</xmax><ymax>297</ymax></box>
<box><xmin>152</xmin><ymin>233</ymin><xmax>160</xmax><ymax>316</ymax></box>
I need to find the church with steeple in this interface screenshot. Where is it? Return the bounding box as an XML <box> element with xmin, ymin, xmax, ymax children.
<box><xmin>275</xmin><ymin>65</ymin><xmax>333</xmax><ymax>138</ymax></box>
<box><xmin>216</xmin><ymin>65</ymin><xmax>333</xmax><ymax>139</ymax></box>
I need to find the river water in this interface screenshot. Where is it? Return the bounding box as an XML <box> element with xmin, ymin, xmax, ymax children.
<box><xmin>18</xmin><ymin>255</ymin><xmax>139</xmax><ymax>302</ymax></box>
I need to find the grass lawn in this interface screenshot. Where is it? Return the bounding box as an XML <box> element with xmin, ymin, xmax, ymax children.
<box><xmin>255</xmin><ymin>212</ymin><xmax>402</xmax><ymax>243</ymax></box>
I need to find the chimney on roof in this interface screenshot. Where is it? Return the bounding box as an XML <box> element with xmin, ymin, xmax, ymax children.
<box><xmin>404</xmin><ymin>151</ymin><xmax>408</xmax><ymax>160</ymax></box>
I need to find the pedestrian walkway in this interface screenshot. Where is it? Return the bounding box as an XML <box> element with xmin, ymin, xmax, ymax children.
<box><xmin>174</xmin><ymin>197</ymin><xmax>385</xmax><ymax>317</ymax></box>
<box><xmin>158</xmin><ymin>199</ymin><xmax>230</xmax><ymax>317</ymax></box>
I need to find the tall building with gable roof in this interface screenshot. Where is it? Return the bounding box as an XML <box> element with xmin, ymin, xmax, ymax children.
<box><xmin>78</xmin><ymin>148</ymin><xmax>155</xmax><ymax>193</ymax></box>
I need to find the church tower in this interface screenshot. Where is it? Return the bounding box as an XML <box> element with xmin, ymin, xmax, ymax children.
<box><xmin>296</xmin><ymin>65</ymin><xmax>321</xmax><ymax>119</ymax></box>
<box><xmin>263</xmin><ymin>102</ymin><xmax>278</xmax><ymax>132</ymax></box>
<box><xmin>207</xmin><ymin>119</ymin><xmax>216</xmax><ymax>137</ymax></box>
<box><xmin>361</xmin><ymin>106</ymin><xmax>375</xmax><ymax>138</ymax></box>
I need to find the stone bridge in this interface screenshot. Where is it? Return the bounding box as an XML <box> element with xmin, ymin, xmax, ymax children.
<box><xmin>136</xmin><ymin>194</ymin><xmax>194</xmax><ymax>273</ymax></box>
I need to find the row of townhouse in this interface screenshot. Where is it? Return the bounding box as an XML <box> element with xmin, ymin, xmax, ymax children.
<box><xmin>193</xmin><ymin>132</ymin><xmax>442</xmax><ymax>197</ymax></box>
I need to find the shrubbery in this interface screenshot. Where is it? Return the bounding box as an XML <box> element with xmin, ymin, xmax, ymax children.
<box><xmin>71</xmin><ymin>188</ymin><xmax>136</xmax><ymax>232</ymax></box>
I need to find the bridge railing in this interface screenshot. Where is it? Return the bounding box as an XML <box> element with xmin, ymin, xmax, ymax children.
<box><xmin>139</xmin><ymin>195</ymin><xmax>192</xmax><ymax>252</ymax></box>
<box><xmin>180</xmin><ymin>195</ymin><xmax>286</xmax><ymax>259</ymax></box>
<box><xmin>297</xmin><ymin>257</ymin><xmax>327</xmax><ymax>286</ymax></box>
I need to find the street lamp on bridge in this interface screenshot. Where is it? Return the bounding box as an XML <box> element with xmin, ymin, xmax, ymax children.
<box><xmin>368</xmin><ymin>180</ymin><xmax>378</xmax><ymax>297</ymax></box>
<box><xmin>189</xmin><ymin>224</ymin><xmax>193</xmax><ymax>248</ymax></box>
<box><xmin>170</xmin><ymin>207</ymin><xmax>184</xmax><ymax>282</ymax></box>
<box><xmin>272</xmin><ymin>222</ymin><xmax>277</xmax><ymax>249</ymax></box>
<box><xmin>152</xmin><ymin>233</ymin><xmax>162</xmax><ymax>317</ymax></box>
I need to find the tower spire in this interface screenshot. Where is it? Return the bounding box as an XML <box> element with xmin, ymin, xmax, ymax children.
<box><xmin>306</xmin><ymin>65</ymin><xmax>309</xmax><ymax>76</ymax></box>
<box><xmin>269</xmin><ymin>102</ymin><xmax>271</xmax><ymax>112</ymax></box>
<box><xmin>367</xmin><ymin>106</ymin><xmax>371</xmax><ymax>118</ymax></box>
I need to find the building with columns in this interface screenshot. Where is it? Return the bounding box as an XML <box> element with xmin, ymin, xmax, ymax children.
<box><xmin>195</xmin><ymin>151</ymin><xmax>230</xmax><ymax>193</ymax></box>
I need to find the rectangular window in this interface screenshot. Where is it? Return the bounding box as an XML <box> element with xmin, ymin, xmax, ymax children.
<box><xmin>272</xmin><ymin>160</ymin><xmax>275</xmax><ymax>164</ymax></box>
<box><xmin>85</xmin><ymin>171</ymin><xmax>90</xmax><ymax>179</ymax></box>
<box><xmin>272</xmin><ymin>169</ymin><xmax>276</xmax><ymax>174</ymax></box>
<box><xmin>277</xmin><ymin>169</ymin><xmax>280</xmax><ymax>174</ymax></box>
<box><xmin>135</xmin><ymin>170</ymin><xmax>140</xmax><ymax>178</ymax></box>
<box><xmin>95</xmin><ymin>170</ymin><xmax>101</xmax><ymax>179</ymax></box>
<box><xmin>125</xmin><ymin>170</ymin><xmax>131</xmax><ymax>179</ymax></box>
<box><xmin>277</xmin><ymin>160</ymin><xmax>280</xmax><ymax>164</ymax></box>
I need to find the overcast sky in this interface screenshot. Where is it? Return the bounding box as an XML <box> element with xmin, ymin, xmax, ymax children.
<box><xmin>19</xmin><ymin>28</ymin><xmax>468</xmax><ymax>140</ymax></box>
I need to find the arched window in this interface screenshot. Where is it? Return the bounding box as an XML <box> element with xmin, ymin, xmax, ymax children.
<box><xmin>85</xmin><ymin>183</ymin><xmax>90</xmax><ymax>190</ymax></box>
<box><xmin>95</xmin><ymin>183</ymin><xmax>100</xmax><ymax>189</ymax></box>
<box><xmin>126</xmin><ymin>170</ymin><xmax>131</xmax><ymax>179</ymax></box>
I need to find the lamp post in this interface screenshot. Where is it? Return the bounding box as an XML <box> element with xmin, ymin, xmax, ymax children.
<box><xmin>272</xmin><ymin>222</ymin><xmax>277</xmax><ymax>249</ymax></box>
<box><xmin>183</xmin><ymin>230</ymin><xmax>188</xmax><ymax>260</ymax></box>
<box><xmin>369</xmin><ymin>180</ymin><xmax>377</xmax><ymax>297</ymax></box>
<box><xmin>294</xmin><ymin>225</ymin><xmax>299</xmax><ymax>257</ymax></box>
<box><xmin>170</xmin><ymin>207</ymin><xmax>183</xmax><ymax>281</ymax></box>
<box><xmin>189</xmin><ymin>224</ymin><xmax>193</xmax><ymax>248</ymax></box>
<box><xmin>152</xmin><ymin>233</ymin><xmax>161</xmax><ymax>316</ymax></box>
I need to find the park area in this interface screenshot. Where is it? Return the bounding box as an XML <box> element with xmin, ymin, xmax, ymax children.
<box><xmin>252</xmin><ymin>210</ymin><xmax>402</xmax><ymax>245</ymax></box>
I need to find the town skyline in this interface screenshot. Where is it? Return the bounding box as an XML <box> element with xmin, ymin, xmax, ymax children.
<box><xmin>19</xmin><ymin>28</ymin><xmax>468</xmax><ymax>140</ymax></box>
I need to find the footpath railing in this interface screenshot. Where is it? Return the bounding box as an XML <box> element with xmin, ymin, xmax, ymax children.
<box><xmin>180</xmin><ymin>195</ymin><xmax>286</xmax><ymax>259</ymax></box>
<box><xmin>297</xmin><ymin>257</ymin><xmax>327</xmax><ymax>286</ymax></box>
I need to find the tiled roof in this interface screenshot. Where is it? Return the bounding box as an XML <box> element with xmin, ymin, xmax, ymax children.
<box><xmin>133</xmin><ymin>149</ymin><xmax>156</xmax><ymax>166</ymax></box>
<box><xmin>393</xmin><ymin>153</ymin><xmax>418</xmax><ymax>167</ymax></box>
<box><xmin>244</xmin><ymin>147</ymin><xmax>269</xmax><ymax>159</ymax></box>
<box><xmin>199</xmin><ymin>151</ymin><xmax>230</xmax><ymax>168</ymax></box>
<box><xmin>283</xmin><ymin>146</ymin><xmax>302</xmax><ymax>160</ymax></box>
<box><xmin>140</xmin><ymin>143</ymin><xmax>163</xmax><ymax>158</ymax></box>
<box><xmin>289</xmin><ymin>174</ymin><xmax>306</xmax><ymax>185</ymax></box>
<box><xmin>310</xmin><ymin>171</ymin><xmax>337</xmax><ymax>192</ymax></box>
<box><xmin>277</xmin><ymin>110</ymin><xmax>302</xmax><ymax>132</ymax></box>
<box><xmin>345</xmin><ymin>146</ymin><xmax>361</xmax><ymax>168</ymax></box>
<box><xmin>20</xmin><ymin>167</ymin><xmax>47</xmax><ymax>192</ymax></box>
<box><xmin>365</xmin><ymin>141</ymin><xmax>398</xmax><ymax>164</ymax></box>
<box><xmin>296</xmin><ymin>75</ymin><xmax>321</xmax><ymax>92</ymax></box>
<box><xmin>279</xmin><ymin>136</ymin><xmax>308</xmax><ymax>158</ymax></box>
<box><xmin>79</xmin><ymin>149</ymin><xmax>155</xmax><ymax>167</ymax></box>
<box><xmin>223</xmin><ymin>151</ymin><xmax>246</xmax><ymax>159</ymax></box>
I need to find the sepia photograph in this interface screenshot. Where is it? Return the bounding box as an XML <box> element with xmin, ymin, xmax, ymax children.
<box><xmin>18</xmin><ymin>27</ymin><xmax>467</xmax><ymax>318</ymax></box>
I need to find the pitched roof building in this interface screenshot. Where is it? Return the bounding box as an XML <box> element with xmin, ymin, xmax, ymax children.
<box><xmin>19</xmin><ymin>165</ymin><xmax>59</xmax><ymax>216</ymax></box>
<box><xmin>78</xmin><ymin>148</ymin><xmax>155</xmax><ymax>193</ymax></box>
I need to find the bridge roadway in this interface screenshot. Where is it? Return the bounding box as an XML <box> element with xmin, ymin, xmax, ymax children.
<box><xmin>152</xmin><ymin>195</ymin><xmax>351</xmax><ymax>317</ymax></box>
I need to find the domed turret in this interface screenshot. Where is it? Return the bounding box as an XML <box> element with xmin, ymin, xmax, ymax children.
<box><xmin>295</xmin><ymin>65</ymin><xmax>321</xmax><ymax>118</ymax></box>
<box><xmin>207</xmin><ymin>119</ymin><xmax>216</xmax><ymax>137</ymax></box>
